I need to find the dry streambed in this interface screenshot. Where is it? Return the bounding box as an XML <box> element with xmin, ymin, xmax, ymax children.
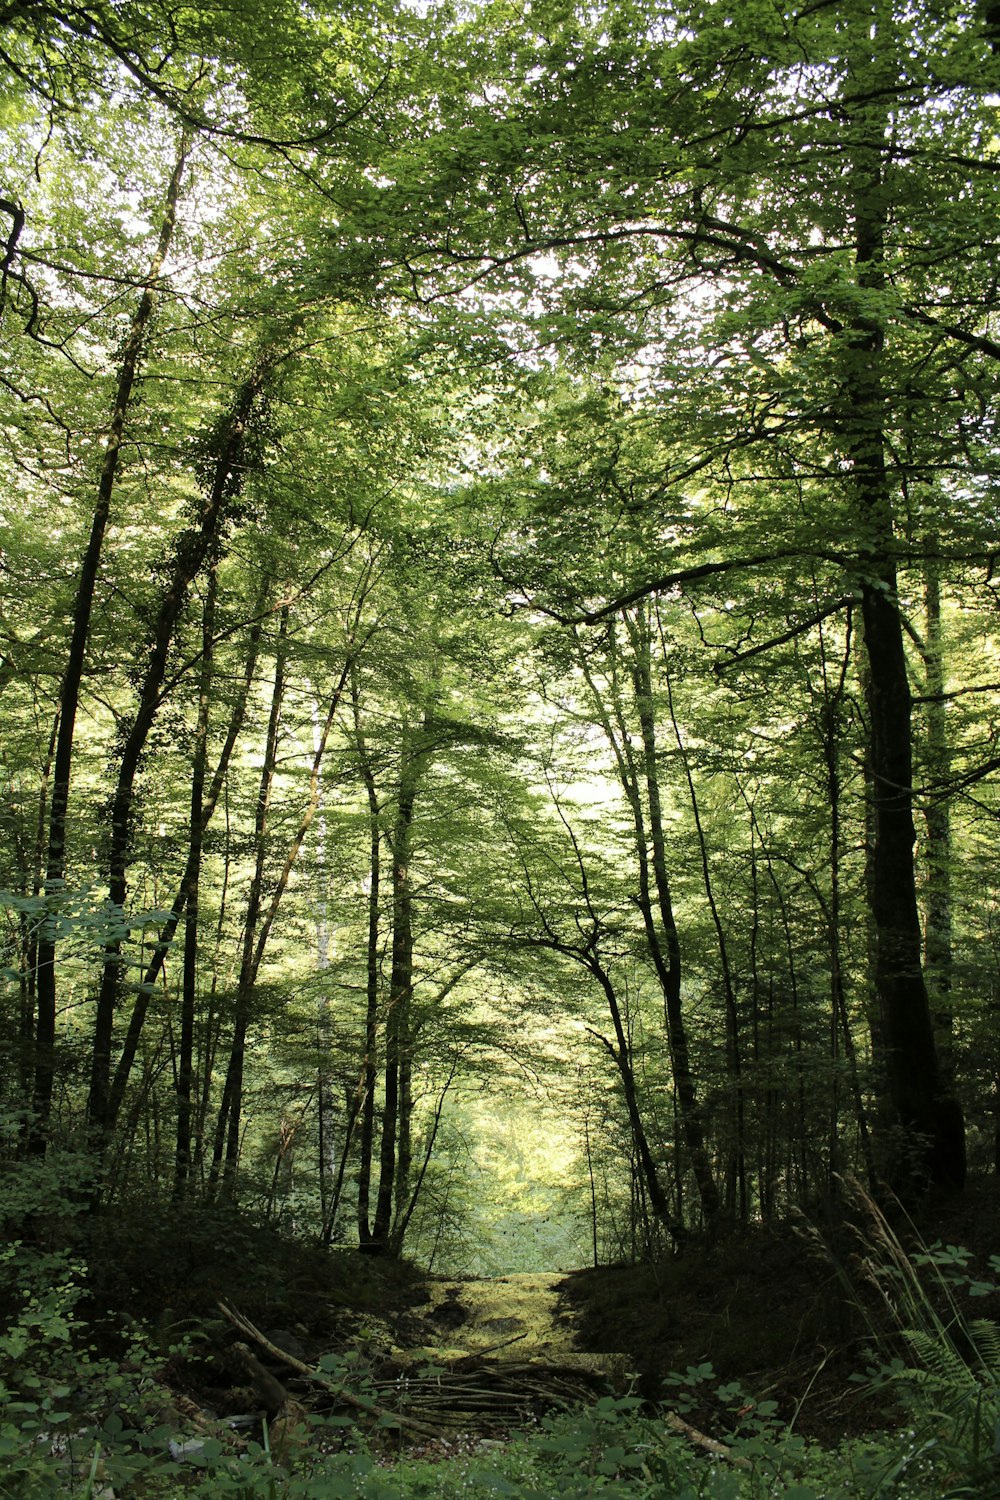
<box><xmin>143</xmin><ymin>1269</ymin><xmax>629</xmax><ymax>1476</ymax></box>
<box><xmin>369</xmin><ymin>1271</ymin><xmax>629</xmax><ymax>1435</ymax></box>
<box><xmin>217</xmin><ymin>1270</ymin><xmax>629</xmax><ymax>1446</ymax></box>
<box><xmin>418</xmin><ymin>1271</ymin><xmax>582</xmax><ymax>1359</ymax></box>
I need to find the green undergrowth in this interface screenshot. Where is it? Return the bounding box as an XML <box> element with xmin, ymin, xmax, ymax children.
<box><xmin>3</xmin><ymin>1154</ymin><xmax>1000</xmax><ymax>1498</ymax></box>
<box><xmin>0</xmin><ymin>1384</ymin><xmax>972</xmax><ymax>1500</ymax></box>
<box><xmin>0</xmin><ymin>1301</ymin><xmax>988</xmax><ymax>1500</ymax></box>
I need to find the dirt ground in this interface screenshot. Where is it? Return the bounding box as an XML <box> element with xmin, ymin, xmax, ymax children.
<box><xmin>80</xmin><ymin>1175</ymin><xmax>1000</xmax><ymax>1445</ymax></box>
<box><xmin>552</xmin><ymin>1177</ymin><xmax>1000</xmax><ymax>1440</ymax></box>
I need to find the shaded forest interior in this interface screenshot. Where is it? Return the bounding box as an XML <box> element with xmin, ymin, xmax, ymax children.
<box><xmin>5</xmin><ymin>0</ymin><xmax>1000</xmax><ymax>1490</ymax></box>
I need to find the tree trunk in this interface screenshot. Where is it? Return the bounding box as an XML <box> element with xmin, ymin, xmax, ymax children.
<box><xmin>30</xmin><ymin>142</ymin><xmax>188</xmax><ymax>1154</ymax></box>
<box><xmin>577</xmin><ymin>617</ymin><xmax>720</xmax><ymax>1228</ymax></box>
<box><xmin>311</xmin><ymin>692</ymin><xmax>336</xmax><ymax>1232</ymax></box>
<box><xmin>814</xmin><ymin>610</ymin><xmax>875</xmax><ymax>1190</ymax></box>
<box><xmin>353</xmin><ymin>672</ymin><xmax>382</xmax><ymax>1248</ymax></box>
<box><xmin>174</xmin><ymin>567</ymin><xmax>216</xmax><ymax>1198</ymax></box>
<box><xmin>211</xmin><ymin>620</ymin><xmax>354</xmax><ymax>1192</ymax></box>
<box><xmin>370</xmin><ymin>729</ymin><xmax>422</xmax><ymax>1253</ymax></box>
<box><xmin>662</xmin><ymin>640</ymin><xmax>745</xmax><ymax>1220</ymax></box>
<box><xmin>105</xmin><ymin>583</ymin><xmax>269</xmax><ymax>1131</ymax></box>
<box><xmin>589</xmin><ymin>961</ymin><xmax>677</xmax><ymax>1237</ymax></box>
<box><xmin>88</xmin><ymin>353</ymin><xmax>280</xmax><ymax>1146</ymax></box>
<box><xmin>921</xmin><ymin>556</ymin><xmax>954</xmax><ymax>1069</ymax></box>
<box><xmin>18</xmin><ymin>715</ymin><xmax>57</xmax><ymax>1124</ymax></box>
<box><xmin>210</xmin><ymin>607</ymin><xmax>289</xmax><ymax>1192</ymax></box>
<box><xmin>622</xmin><ymin>613</ymin><xmax>722</xmax><ymax>1227</ymax></box>
<box><xmin>846</xmin><ymin>19</ymin><xmax>964</xmax><ymax>1188</ymax></box>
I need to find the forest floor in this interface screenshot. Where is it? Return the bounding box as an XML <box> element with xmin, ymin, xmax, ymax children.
<box><xmin>71</xmin><ymin>1176</ymin><xmax>1000</xmax><ymax>1458</ymax></box>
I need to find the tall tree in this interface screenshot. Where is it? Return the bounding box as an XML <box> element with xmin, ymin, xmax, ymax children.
<box><xmin>30</xmin><ymin>143</ymin><xmax>189</xmax><ymax>1153</ymax></box>
<box><xmin>375</xmin><ymin>0</ymin><xmax>999</xmax><ymax>1188</ymax></box>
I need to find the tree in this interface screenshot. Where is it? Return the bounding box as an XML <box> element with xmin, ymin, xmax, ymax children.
<box><xmin>5</xmin><ymin>0</ymin><xmax>1000</xmax><ymax>1262</ymax></box>
<box><xmin>368</xmin><ymin>0</ymin><xmax>1000</xmax><ymax>1190</ymax></box>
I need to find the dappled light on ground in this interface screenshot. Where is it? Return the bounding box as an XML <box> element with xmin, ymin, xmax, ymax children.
<box><xmin>416</xmin><ymin>1270</ymin><xmax>613</xmax><ymax>1368</ymax></box>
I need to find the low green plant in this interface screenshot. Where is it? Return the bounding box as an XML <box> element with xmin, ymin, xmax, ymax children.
<box><xmin>834</xmin><ymin>1184</ymin><xmax>1000</xmax><ymax>1497</ymax></box>
<box><xmin>0</xmin><ymin>1147</ymin><xmax>986</xmax><ymax>1500</ymax></box>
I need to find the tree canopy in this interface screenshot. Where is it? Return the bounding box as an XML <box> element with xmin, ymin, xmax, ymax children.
<box><xmin>1</xmin><ymin>0</ymin><xmax>999</xmax><ymax>1269</ymax></box>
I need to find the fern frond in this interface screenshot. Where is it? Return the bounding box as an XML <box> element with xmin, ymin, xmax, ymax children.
<box><xmin>902</xmin><ymin>1326</ymin><xmax>978</xmax><ymax>1393</ymax></box>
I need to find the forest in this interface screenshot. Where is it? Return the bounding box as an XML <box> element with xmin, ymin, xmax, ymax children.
<box><xmin>3</xmin><ymin>0</ymin><xmax>1000</xmax><ymax>1495</ymax></box>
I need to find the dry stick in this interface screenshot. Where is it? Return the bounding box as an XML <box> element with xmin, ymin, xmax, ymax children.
<box><xmin>217</xmin><ymin>1303</ymin><xmax>439</xmax><ymax>1440</ymax></box>
<box><xmin>663</xmin><ymin>1412</ymin><xmax>751</xmax><ymax>1467</ymax></box>
<box><xmin>219</xmin><ymin>1304</ymin><xmax>599</xmax><ymax>1434</ymax></box>
<box><xmin>452</xmin><ymin>1330</ymin><xmax>529</xmax><ymax>1363</ymax></box>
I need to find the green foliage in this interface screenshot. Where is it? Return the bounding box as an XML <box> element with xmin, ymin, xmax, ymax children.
<box><xmin>855</xmin><ymin>1228</ymin><xmax>1000</xmax><ymax>1493</ymax></box>
<box><xmin>0</xmin><ymin>1167</ymin><xmax>970</xmax><ymax>1500</ymax></box>
<box><xmin>0</xmin><ymin>1146</ymin><xmax>138</xmax><ymax>1497</ymax></box>
<box><xmin>2</xmin><ymin>0</ymin><xmax>1000</xmax><ymax>1371</ymax></box>
<box><xmin>0</xmin><ymin>1370</ymin><xmax>971</xmax><ymax>1499</ymax></box>
<box><xmin>0</xmin><ymin>888</ymin><xmax>175</xmax><ymax>981</ymax></box>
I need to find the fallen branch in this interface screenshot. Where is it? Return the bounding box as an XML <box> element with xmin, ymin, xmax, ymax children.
<box><xmin>218</xmin><ymin>1301</ymin><xmax>439</xmax><ymax>1440</ymax></box>
<box><xmin>451</xmin><ymin>1331</ymin><xmax>528</xmax><ymax>1366</ymax></box>
<box><xmin>663</xmin><ymin>1411</ymin><xmax>751</xmax><ymax>1467</ymax></box>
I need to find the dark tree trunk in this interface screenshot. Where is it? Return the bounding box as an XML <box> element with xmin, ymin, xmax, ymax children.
<box><xmin>621</xmin><ymin>614</ymin><xmax>722</xmax><ymax>1227</ymax></box>
<box><xmin>88</xmin><ymin>354</ymin><xmax>279</xmax><ymax>1146</ymax></box>
<box><xmin>30</xmin><ymin>144</ymin><xmax>187</xmax><ymax>1154</ymax></box>
<box><xmin>211</xmin><ymin>607</ymin><xmax>289</xmax><ymax>1192</ymax></box>
<box><xmin>174</xmin><ymin>568</ymin><xmax>216</xmax><ymax>1198</ymax></box>
<box><xmin>353</xmin><ymin>674</ymin><xmax>382</xmax><ymax>1248</ymax></box>
<box><xmin>846</xmin><ymin>41</ymin><xmax>964</xmax><ymax>1188</ymax></box>
<box><xmin>921</xmin><ymin>558</ymin><xmax>954</xmax><ymax>1067</ymax></box>
<box><xmin>18</xmin><ymin>715</ymin><xmax>57</xmax><ymax>1125</ymax></box>
<box><xmin>861</xmin><ymin>581</ymin><xmax>964</xmax><ymax>1187</ymax></box>
<box><xmin>590</xmin><ymin>961</ymin><xmax>677</xmax><ymax>1235</ymax></box>
<box><xmin>576</xmin><ymin>617</ymin><xmax>720</xmax><ymax>1228</ymax></box>
<box><xmin>105</xmin><ymin>585</ymin><xmax>269</xmax><ymax>1130</ymax></box>
<box><xmin>210</xmin><ymin>618</ymin><xmax>352</xmax><ymax>1192</ymax></box>
<box><xmin>662</xmin><ymin>642</ymin><xmax>745</xmax><ymax>1220</ymax></box>
<box><xmin>813</xmin><ymin>611</ymin><xmax>875</xmax><ymax>1190</ymax></box>
<box><xmin>370</xmin><ymin>733</ymin><xmax>421</xmax><ymax>1253</ymax></box>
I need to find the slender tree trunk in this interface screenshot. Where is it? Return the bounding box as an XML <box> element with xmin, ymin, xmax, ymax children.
<box><xmin>195</xmin><ymin>803</ymin><xmax>231</xmax><ymax>1179</ymax></box>
<box><xmin>321</xmin><ymin>1094</ymin><xmax>362</xmax><ymax>1246</ymax></box>
<box><xmin>353</xmin><ymin>675</ymin><xmax>382</xmax><ymax>1248</ymax></box>
<box><xmin>392</xmin><ymin>1017</ymin><xmax>414</xmax><ymax>1246</ymax></box>
<box><xmin>211</xmin><ymin>622</ymin><xmax>355</xmax><ymax>1191</ymax></box>
<box><xmin>211</xmin><ymin>607</ymin><xmax>289</xmax><ymax>1192</ymax></box>
<box><xmin>174</xmin><ymin>568</ymin><xmax>216</xmax><ymax>1198</ymax></box>
<box><xmin>30</xmin><ymin>143</ymin><xmax>188</xmax><ymax>1153</ymax></box>
<box><xmin>739</xmin><ymin>784</ymin><xmax>809</xmax><ymax>1207</ymax></box>
<box><xmin>576</xmin><ymin>618</ymin><xmax>719</xmax><ymax>1228</ymax></box>
<box><xmin>390</xmin><ymin>1060</ymin><xmax>459</xmax><ymax>1254</ymax></box>
<box><xmin>661</xmin><ymin>644</ymin><xmax>745</xmax><ymax>1221</ymax></box>
<box><xmin>846</xmin><ymin>19</ymin><xmax>964</xmax><ymax>1188</ymax></box>
<box><xmin>88</xmin><ymin>353</ymin><xmax>280</xmax><ymax>1146</ymax></box>
<box><xmin>311</xmin><ymin>692</ymin><xmax>337</xmax><ymax>1232</ymax></box>
<box><xmin>17</xmin><ymin>716</ymin><xmax>58</xmax><ymax>1121</ymax></box>
<box><xmin>584</xmin><ymin>1115</ymin><xmax>599</xmax><ymax>1267</ymax></box>
<box><xmin>813</xmin><ymin>609</ymin><xmax>875</xmax><ymax>1190</ymax></box>
<box><xmin>370</xmin><ymin>731</ymin><xmax>421</xmax><ymax>1253</ymax></box>
<box><xmin>308</xmin><ymin>645</ymin><xmax>375</xmax><ymax>1247</ymax></box>
<box><xmin>620</xmin><ymin>613</ymin><xmax>721</xmax><ymax>1227</ymax></box>
<box><xmin>105</xmin><ymin>584</ymin><xmax>269</xmax><ymax>1130</ymax></box>
<box><xmin>746</xmin><ymin>810</ymin><xmax>769</xmax><ymax>1218</ymax></box>
<box><xmin>588</xmin><ymin>960</ymin><xmax>677</xmax><ymax>1233</ymax></box>
<box><xmin>922</xmin><ymin>556</ymin><xmax>954</xmax><ymax>1071</ymax></box>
